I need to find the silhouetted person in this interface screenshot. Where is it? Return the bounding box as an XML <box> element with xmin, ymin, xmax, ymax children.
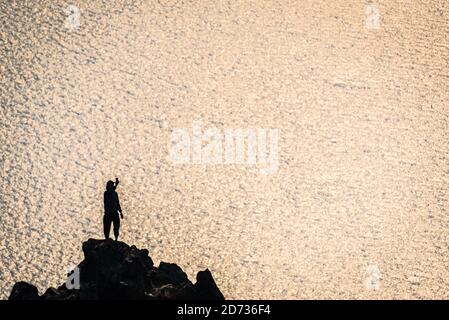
<box><xmin>103</xmin><ymin>178</ymin><xmax>123</xmax><ymax>241</ymax></box>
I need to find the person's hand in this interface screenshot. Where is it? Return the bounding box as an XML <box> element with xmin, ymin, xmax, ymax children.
<box><xmin>115</xmin><ymin>177</ymin><xmax>119</xmax><ymax>184</ymax></box>
<box><xmin>120</xmin><ymin>213</ymin><xmax>124</xmax><ymax>219</ymax></box>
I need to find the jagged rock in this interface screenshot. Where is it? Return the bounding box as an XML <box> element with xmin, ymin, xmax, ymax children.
<box><xmin>78</xmin><ymin>239</ymin><xmax>154</xmax><ymax>299</ymax></box>
<box><xmin>9</xmin><ymin>282</ymin><xmax>39</xmax><ymax>300</ymax></box>
<box><xmin>41</xmin><ymin>287</ymin><xmax>60</xmax><ymax>300</ymax></box>
<box><xmin>194</xmin><ymin>269</ymin><xmax>225</xmax><ymax>300</ymax></box>
<box><xmin>8</xmin><ymin>239</ymin><xmax>225</xmax><ymax>300</ymax></box>
<box><xmin>151</xmin><ymin>262</ymin><xmax>190</xmax><ymax>287</ymax></box>
<box><xmin>149</xmin><ymin>283</ymin><xmax>179</xmax><ymax>300</ymax></box>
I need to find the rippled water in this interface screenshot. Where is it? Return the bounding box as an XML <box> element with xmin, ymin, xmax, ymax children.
<box><xmin>1</xmin><ymin>0</ymin><xmax>448</xmax><ymax>299</ymax></box>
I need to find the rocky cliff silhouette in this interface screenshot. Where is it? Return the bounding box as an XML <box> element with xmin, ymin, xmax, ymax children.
<box><xmin>9</xmin><ymin>239</ymin><xmax>225</xmax><ymax>300</ymax></box>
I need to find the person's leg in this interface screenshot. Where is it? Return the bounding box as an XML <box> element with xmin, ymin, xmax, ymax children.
<box><xmin>113</xmin><ymin>215</ymin><xmax>120</xmax><ymax>241</ymax></box>
<box><xmin>103</xmin><ymin>215</ymin><xmax>112</xmax><ymax>239</ymax></box>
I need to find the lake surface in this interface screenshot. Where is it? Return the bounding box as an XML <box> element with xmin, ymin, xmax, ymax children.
<box><xmin>1</xmin><ymin>0</ymin><xmax>448</xmax><ymax>299</ymax></box>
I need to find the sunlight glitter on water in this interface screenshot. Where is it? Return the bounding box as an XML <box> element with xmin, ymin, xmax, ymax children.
<box><xmin>1</xmin><ymin>0</ymin><xmax>448</xmax><ymax>299</ymax></box>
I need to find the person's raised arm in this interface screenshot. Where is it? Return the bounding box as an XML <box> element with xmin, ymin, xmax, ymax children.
<box><xmin>114</xmin><ymin>177</ymin><xmax>120</xmax><ymax>190</ymax></box>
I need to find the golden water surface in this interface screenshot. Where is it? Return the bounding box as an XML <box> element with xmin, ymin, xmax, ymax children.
<box><xmin>0</xmin><ymin>0</ymin><xmax>448</xmax><ymax>299</ymax></box>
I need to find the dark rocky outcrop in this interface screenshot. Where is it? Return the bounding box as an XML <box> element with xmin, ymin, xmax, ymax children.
<box><xmin>9</xmin><ymin>282</ymin><xmax>40</xmax><ymax>300</ymax></box>
<box><xmin>9</xmin><ymin>239</ymin><xmax>225</xmax><ymax>300</ymax></box>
